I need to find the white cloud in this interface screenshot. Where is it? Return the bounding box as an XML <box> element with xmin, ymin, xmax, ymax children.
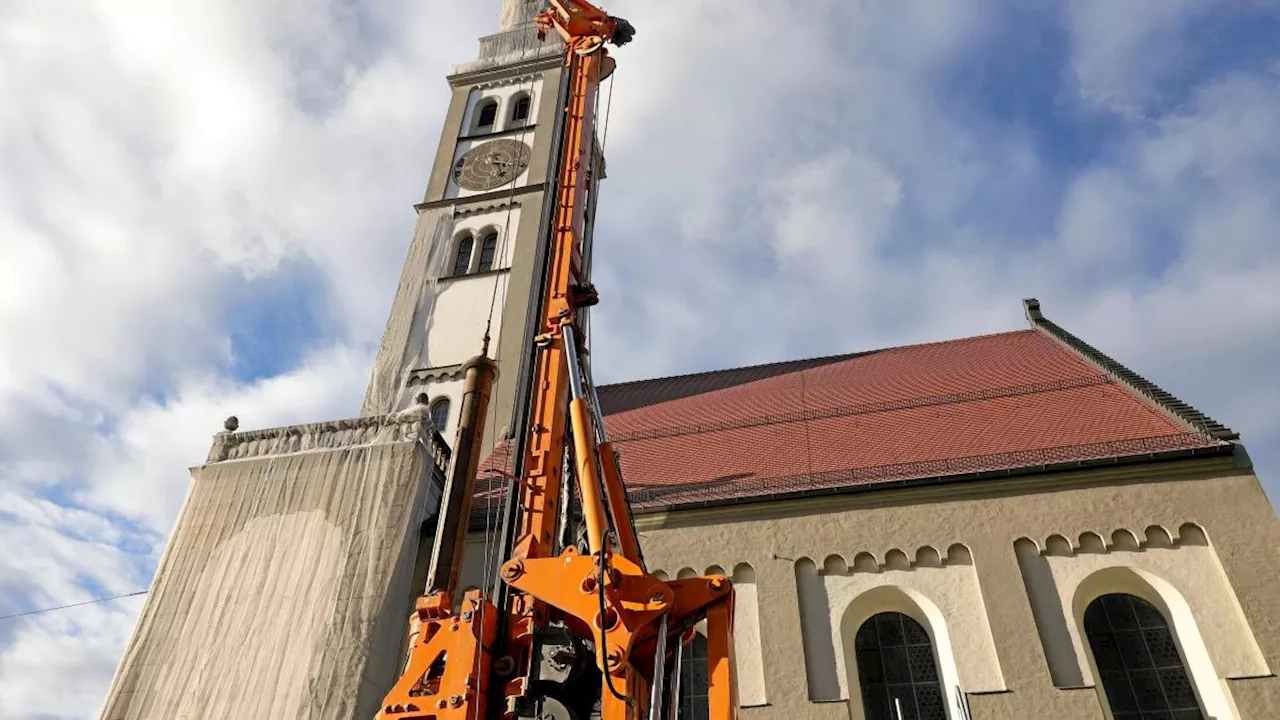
<box><xmin>0</xmin><ymin>593</ymin><xmax>147</xmax><ymax>718</ymax></box>
<box><xmin>766</xmin><ymin>150</ymin><xmax>902</xmax><ymax>270</ymax></box>
<box><xmin>1064</xmin><ymin>0</ymin><xmax>1215</xmax><ymax>115</ymax></box>
<box><xmin>0</xmin><ymin>1</ymin><xmax>489</xmax><ymax>716</ymax></box>
<box><xmin>0</xmin><ymin>490</ymin><xmax>152</xmax><ymax>717</ymax></box>
<box><xmin>85</xmin><ymin>343</ymin><xmax>372</xmax><ymax>530</ymax></box>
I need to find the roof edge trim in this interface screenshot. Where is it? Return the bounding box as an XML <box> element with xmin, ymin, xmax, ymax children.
<box><xmin>632</xmin><ymin>444</ymin><xmax>1236</xmax><ymax>519</ymax></box>
<box><xmin>1022</xmin><ymin>298</ymin><xmax>1238</xmax><ymax>441</ymax></box>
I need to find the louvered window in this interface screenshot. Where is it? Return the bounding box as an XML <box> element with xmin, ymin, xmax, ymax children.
<box><xmin>1084</xmin><ymin>594</ymin><xmax>1203</xmax><ymax>720</ymax></box>
<box><xmin>478</xmin><ymin>232</ymin><xmax>498</xmax><ymax>272</ymax></box>
<box><xmin>511</xmin><ymin>95</ymin><xmax>531</xmax><ymax>125</ymax></box>
<box><xmin>453</xmin><ymin>236</ymin><xmax>473</xmax><ymax>276</ymax></box>
<box><xmin>477</xmin><ymin>101</ymin><xmax>498</xmax><ymax>129</ymax></box>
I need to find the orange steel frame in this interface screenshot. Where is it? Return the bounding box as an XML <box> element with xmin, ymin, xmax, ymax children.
<box><xmin>378</xmin><ymin>4</ymin><xmax>737</xmax><ymax>720</ymax></box>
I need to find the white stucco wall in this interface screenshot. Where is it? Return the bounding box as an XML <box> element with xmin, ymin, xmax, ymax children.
<box><xmin>656</xmin><ymin>563</ymin><xmax>768</xmax><ymax>707</ymax></box>
<box><xmin>427</xmin><ymin>277</ymin><xmax>509</xmax><ymax>364</ymax></box>
<box><xmin>731</xmin><ymin>564</ymin><xmax>769</xmax><ymax>707</ymax></box>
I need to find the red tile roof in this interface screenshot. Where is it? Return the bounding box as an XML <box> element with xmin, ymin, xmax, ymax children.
<box><xmin>477</xmin><ymin>329</ymin><xmax>1225</xmax><ymax>516</ymax></box>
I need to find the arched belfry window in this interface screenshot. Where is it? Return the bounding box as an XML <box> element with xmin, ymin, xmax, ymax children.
<box><xmin>429</xmin><ymin>398</ymin><xmax>450</xmax><ymax>434</ymax></box>
<box><xmin>510</xmin><ymin>94</ymin><xmax>531</xmax><ymax>126</ymax></box>
<box><xmin>1084</xmin><ymin>594</ymin><xmax>1203</xmax><ymax>719</ymax></box>
<box><xmin>854</xmin><ymin>612</ymin><xmax>945</xmax><ymax>720</ymax></box>
<box><xmin>476</xmin><ymin>99</ymin><xmax>498</xmax><ymax>131</ymax></box>
<box><xmin>477</xmin><ymin>232</ymin><xmax>498</xmax><ymax>272</ymax></box>
<box><xmin>453</xmin><ymin>236</ymin><xmax>473</xmax><ymax>276</ymax></box>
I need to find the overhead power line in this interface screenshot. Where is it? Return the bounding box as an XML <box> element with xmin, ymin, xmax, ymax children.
<box><xmin>0</xmin><ymin>590</ymin><xmax>148</xmax><ymax>622</ymax></box>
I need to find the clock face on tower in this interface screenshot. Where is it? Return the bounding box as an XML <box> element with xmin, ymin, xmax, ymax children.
<box><xmin>452</xmin><ymin>138</ymin><xmax>532</xmax><ymax>192</ymax></box>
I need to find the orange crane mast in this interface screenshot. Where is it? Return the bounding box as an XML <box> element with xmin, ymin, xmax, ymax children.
<box><xmin>377</xmin><ymin>4</ymin><xmax>738</xmax><ymax>720</ymax></box>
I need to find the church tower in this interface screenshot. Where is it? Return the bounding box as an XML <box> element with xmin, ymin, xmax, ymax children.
<box><xmin>97</xmin><ymin>5</ymin><xmax>600</xmax><ymax>719</ymax></box>
<box><xmin>363</xmin><ymin>0</ymin><xmax>605</xmax><ymax>457</ymax></box>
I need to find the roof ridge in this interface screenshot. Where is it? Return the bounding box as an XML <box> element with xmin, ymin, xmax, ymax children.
<box><xmin>598</xmin><ymin>328</ymin><xmax>1037</xmax><ymax>392</ymax></box>
<box><xmin>1022</xmin><ymin>298</ymin><xmax>1238</xmax><ymax>441</ymax></box>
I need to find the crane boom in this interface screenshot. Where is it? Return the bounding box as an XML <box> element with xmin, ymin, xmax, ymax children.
<box><xmin>377</xmin><ymin>5</ymin><xmax>737</xmax><ymax>720</ymax></box>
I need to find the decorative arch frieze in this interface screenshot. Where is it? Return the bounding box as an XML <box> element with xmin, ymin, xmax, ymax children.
<box><xmin>407</xmin><ymin>364</ymin><xmax>469</xmax><ymax>386</ymax></box>
<box><xmin>473</xmin><ymin>74</ymin><xmax>540</xmax><ymax>91</ymax></box>
<box><xmin>807</xmin><ymin>543</ymin><xmax>973</xmax><ymax>575</ymax></box>
<box><xmin>454</xmin><ymin>201</ymin><xmax>520</xmax><ymax>219</ymax></box>
<box><xmin>1022</xmin><ymin>523</ymin><xmax>1210</xmax><ymax>558</ymax></box>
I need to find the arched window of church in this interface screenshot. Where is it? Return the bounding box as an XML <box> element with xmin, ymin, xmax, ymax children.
<box><xmin>429</xmin><ymin>398</ymin><xmax>450</xmax><ymax>434</ymax></box>
<box><xmin>678</xmin><ymin>633</ymin><xmax>709</xmax><ymax>720</ymax></box>
<box><xmin>477</xmin><ymin>232</ymin><xmax>499</xmax><ymax>272</ymax></box>
<box><xmin>1084</xmin><ymin>594</ymin><xmax>1203</xmax><ymax>719</ymax></box>
<box><xmin>476</xmin><ymin>99</ymin><xmax>498</xmax><ymax>131</ymax></box>
<box><xmin>854</xmin><ymin>612</ymin><xmax>945</xmax><ymax>720</ymax></box>
<box><xmin>510</xmin><ymin>94</ymin><xmax>531</xmax><ymax>126</ymax></box>
<box><xmin>453</xmin><ymin>236</ymin><xmax>474</xmax><ymax>276</ymax></box>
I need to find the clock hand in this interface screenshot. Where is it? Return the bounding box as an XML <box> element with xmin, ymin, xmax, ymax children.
<box><xmin>489</xmin><ymin>156</ymin><xmax>513</xmax><ymax>177</ymax></box>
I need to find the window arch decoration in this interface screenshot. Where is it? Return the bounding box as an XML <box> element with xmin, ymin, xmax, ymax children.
<box><xmin>474</xmin><ymin>98</ymin><xmax>499</xmax><ymax>133</ymax></box>
<box><xmin>477</xmin><ymin>230</ymin><xmax>499</xmax><ymax>272</ymax></box>
<box><xmin>509</xmin><ymin>92</ymin><xmax>532</xmax><ymax>127</ymax></box>
<box><xmin>1071</xmin><ymin>566</ymin><xmax>1235</xmax><ymax>720</ymax></box>
<box><xmin>452</xmin><ymin>234</ymin><xmax>474</xmax><ymax>276</ymax></box>
<box><xmin>429</xmin><ymin>397</ymin><xmax>450</xmax><ymax>434</ymax></box>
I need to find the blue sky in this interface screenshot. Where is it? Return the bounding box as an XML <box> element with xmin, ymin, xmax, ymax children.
<box><xmin>1</xmin><ymin>1</ymin><xmax>1279</xmax><ymax>717</ymax></box>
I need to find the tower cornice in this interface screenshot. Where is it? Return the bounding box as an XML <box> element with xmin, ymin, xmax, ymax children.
<box><xmin>448</xmin><ymin>51</ymin><xmax>561</xmax><ymax>87</ymax></box>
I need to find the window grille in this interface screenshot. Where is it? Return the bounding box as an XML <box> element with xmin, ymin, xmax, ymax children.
<box><xmin>854</xmin><ymin>612</ymin><xmax>946</xmax><ymax>720</ymax></box>
<box><xmin>1084</xmin><ymin>594</ymin><xmax>1203</xmax><ymax>720</ymax></box>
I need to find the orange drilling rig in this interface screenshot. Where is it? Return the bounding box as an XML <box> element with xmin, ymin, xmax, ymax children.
<box><xmin>376</xmin><ymin>4</ymin><xmax>738</xmax><ymax>720</ymax></box>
